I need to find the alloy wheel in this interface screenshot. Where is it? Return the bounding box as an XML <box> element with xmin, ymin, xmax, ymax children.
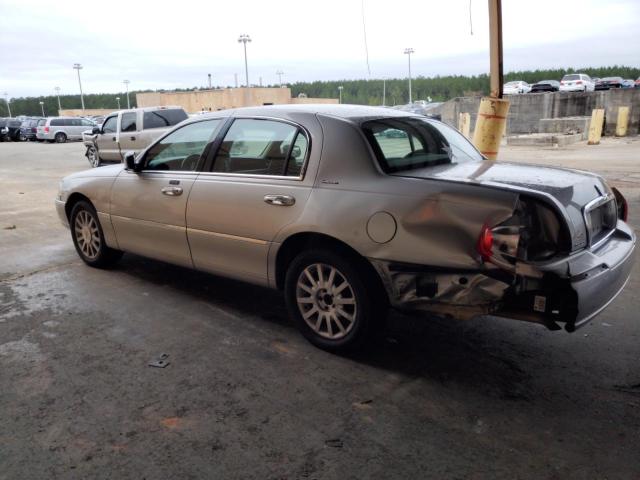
<box><xmin>74</xmin><ymin>210</ymin><xmax>101</xmax><ymax>260</ymax></box>
<box><xmin>295</xmin><ymin>263</ymin><xmax>357</xmax><ymax>340</ymax></box>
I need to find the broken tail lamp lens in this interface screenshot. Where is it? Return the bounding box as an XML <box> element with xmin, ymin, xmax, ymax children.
<box><xmin>477</xmin><ymin>224</ymin><xmax>493</xmax><ymax>262</ymax></box>
<box><xmin>612</xmin><ymin>187</ymin><xmax>628</xmax><ymax>222</ymax></box>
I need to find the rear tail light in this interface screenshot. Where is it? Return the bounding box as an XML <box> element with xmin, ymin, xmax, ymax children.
<box><xmin>560</xmin><ymin>81</ymin><xmax>565</xmax><ymax>85</ymax></box>
<box><xmin>576</xmin><ymin>80</ymin><xmax>582</xmax><ymax>84</ymax></box>
<box><xmin>612</xmin><ymin>187</ymin><xmax>628</xmax><ymax>222</ymax></box>
<box><xmin>44</xmin><ymin>126</ymin><xmax>49</xmax><ymax>133</ymax></box>
<box><xmin>477</xmin><ymin>225</ymin><xmax>494</xmax><ymax>262</ymax></box>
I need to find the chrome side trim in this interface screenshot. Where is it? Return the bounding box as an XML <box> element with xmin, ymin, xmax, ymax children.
<box><xmin>110</xmin><ymin>215</ymin><xmax>186</xmax><ymax>231</ymax></box>
<box><xmin>187</xmin><ymin>227</ymin><xmax>268</xmax><ymax>245</ymax></box>
<box><xmin>195</xmin><ymin>172</ymin><xmax>304</xmax><ymax>181</ymax></box>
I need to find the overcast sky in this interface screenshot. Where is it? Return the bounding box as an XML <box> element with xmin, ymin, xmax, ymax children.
<box><xmin>1</xmin><ymin>0</ymin><xmax>638</xmax><ymax>99</ymax></box>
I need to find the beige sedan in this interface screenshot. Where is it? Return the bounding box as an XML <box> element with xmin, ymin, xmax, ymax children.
<box><xmin>56</xmin><ymin>105</ymin><xmax>635</xmax><ymax>351</ymax></box>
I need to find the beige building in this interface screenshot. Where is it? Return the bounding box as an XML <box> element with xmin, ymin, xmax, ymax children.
<box><xmin>136</xmin><ymin>87</ymin><xmax>338</xmax><ymax>113</ymax></box>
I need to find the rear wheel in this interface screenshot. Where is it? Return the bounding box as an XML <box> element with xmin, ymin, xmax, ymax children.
<box><xmin>70</xmin><ymin>200</ymin><xmax>122</xmax><ymax>268</ymax></box>
<box><xmin>54</xmin><ymin>132</ymin><xmax>67</xmax><ymax>143</ymax></box>
<box><xmin>284</xmin><ymin>249</ymin><xmax>386</xmax><ymax>352</ymax></box>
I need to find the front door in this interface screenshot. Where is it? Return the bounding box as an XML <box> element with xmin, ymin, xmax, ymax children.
<box><xmin>110</xmin><ymin>119</ymin><xmax>223</xmax><ymax>267</ymax></box>
<box><xmin>187</xmin><ymin>118</ymin><xmax>313</xmax><ymax>285</ymax></box>
<box><xmin>117</xmin><ymin>111</ymin><xmax>142</xmax><ymax>156</ymax></box>
<box><xmin>96</xmin><ymin>115</ymin><xmax>121</xmax><ymax>161</ymax></box>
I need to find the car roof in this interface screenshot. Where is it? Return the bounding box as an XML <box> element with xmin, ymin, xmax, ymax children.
<box><xmin>189</xmin><ymin>104</ymin><xmax>422</xmax><ymax>124</ymax></box>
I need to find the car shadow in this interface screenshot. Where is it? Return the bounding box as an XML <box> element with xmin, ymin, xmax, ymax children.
<box><xmin>115</xmin><ymin>254</ymin><xmax>538</xmax><ymax>401</ymax></box>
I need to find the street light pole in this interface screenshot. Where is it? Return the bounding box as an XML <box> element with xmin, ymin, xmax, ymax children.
<box><xmin>404</xmin><ymin>48</ymin><xmax>414</xmax><ymax>104</ymax></box>
<box><xmin>73</xmin><ymin>63</ymin><xmax>85</xmax><ymax>111</ymax></box>
<box><xmin>237</xmin><ymin>34</ymin><xmax>251</xmax><ymax>87</ymax></box>
<box><xmin>123</xmin><ymin>80</ymin><xmax>130</xmax><ymax>109</ymax></box>
<box><xmin>54</xmin><ymin>87</ymin><xmax>62</xmax><ymax>113</ymax></box>
<box><xmin>276</xmin><ymin>69</ymin><xmax>284</xmax><ymax>87</ymax></box>
<box><xmin>116</xmin><ymin>97</ymin><xmax>120</xmax><ymax>109</ymax></box>
<box><xmin>382</xmin><ymin>78</ymin><xmax>386</xmax><ymax>106</ymax></box>
<box><xmin>3</xmin><ymin>92</ymin><xmax>11</xmax><ymax>117</ymax></box>
<box><xmin>338</xmin><ymin>86</ymin><xmax>344</xmax><ymax>104</ymax></box>
<box><xmin>39</xmin><ymin>101</ymin><xmax>45</xmax><ymax>117</ymax></box>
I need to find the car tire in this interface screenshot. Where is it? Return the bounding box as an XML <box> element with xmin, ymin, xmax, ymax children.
<box><xmin>284</xmin><ymin>248</ymin><xmax>386</xmax><ymax>352</ymax></box>
<box><xmin>86</xmin><ymin>146</ymin><xmax>101</xmax><ymax>168</ymax></box>
<box><xmin>19</xmin><ymin>133</ymin><xmax>27</xmax><ymax>142</ymax></box>
<box><xmin>54</xmin><ymin>132</ymin><xmax>67</xmax><ymax>143</ymax></box>
<box><xmin>70</xmin><ymin>200</ymin><xmax>123</xmax><ymax>268</ymax></box>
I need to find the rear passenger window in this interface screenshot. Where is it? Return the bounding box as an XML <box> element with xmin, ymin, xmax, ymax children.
<box><xmin>51</xmin><ymin>119</ymin><xmax>64</xmax><ymax>127</ymax></box>
<box><xmin>212</xmin><ymin>119</ymin><xmax>307</xmax><ymax>177</ymax></box>
<box><xmin>143</xmin><ymin>109</ymin><xmax>188</xmax><ymax>129</ymax></box>
<box><xmin>120</xmin><ymin>113</ymin><xmax>137</xmax><ymax>132</ymax></box>
<box><xmin>144</xmin><ymin>119</ymin><xmax>221</xmax><ymax>172</ymax></box>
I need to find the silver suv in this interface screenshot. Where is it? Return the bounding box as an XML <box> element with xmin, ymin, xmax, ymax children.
<box><xmin>37</xmin><ymin>117</ymin><xmax>96</xmax><ymax>143</ymax></box>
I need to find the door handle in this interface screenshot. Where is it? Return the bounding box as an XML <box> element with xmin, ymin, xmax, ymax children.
<box><xmin>264</xmin><ymin>194</ymin><xmax>295</xmax><ymax>206</ymax></box>
<box><xmin>130</xmin><ymin>136</ymin><xmax>136</xmax><ymax>141</ymax></box>
<box><xmin>112</xmin><ymin>137</ymin><xmax>116</xmax><ymax>141</ymax></box>
<box><xmin>161</xmin><ymin>186</ymin><xmax>183</xmax><ymax>196</ymax></box>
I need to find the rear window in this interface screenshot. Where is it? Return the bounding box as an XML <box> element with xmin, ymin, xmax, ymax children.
<box><xmin>362</xmin><ymin>118</ymin><xmax>483</xmax><ymax>173</ymax></box>
<box><xmin>562</xmin><ymin>74</ymin><xmax>580</xmax><ymax>81</ymax></box>
<box><xmin>37</xmin><ymin>119</ymin><xmax>46</xmax><ymax>126</ymax></box>
<box><xmin>143</xmin><ymin>109</ymin><xmax>188</xmax><ymax>129</ymax></box>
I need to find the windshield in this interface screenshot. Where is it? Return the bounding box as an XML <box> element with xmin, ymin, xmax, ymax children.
<box><xmin>362</xmin><ymin>117</ymin><xmax>483</xmax><ymax>173</ymax></box>
<box><xmin>505</xmin><ymin>82</ymin><xmax>519</xmax><ymax>86</ymax></box>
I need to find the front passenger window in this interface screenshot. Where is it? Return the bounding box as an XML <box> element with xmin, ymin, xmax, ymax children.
<box><xmin>102</xmin><ymin>116</ymin><xmax>117</xmax><ymax>134</ymax></box>
<box><xmin>144</xmin><ymin>119</ymin><xmax>221</xmax><ymax>172</ymax></box>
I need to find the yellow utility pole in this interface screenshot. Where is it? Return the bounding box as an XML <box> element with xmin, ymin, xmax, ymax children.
<box><xmin>472</xmin><ymin>0</ymin><xmax>510</xmax><ymax>160</ymax></box>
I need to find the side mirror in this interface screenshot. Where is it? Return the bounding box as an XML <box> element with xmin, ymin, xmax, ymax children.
<box><xmin>92</xmin><ymin>126</ymin><xmax>101</xmax><ymax>135</ymax></box>
<box><xmin>124</xmin><ymin>151</ymin><xmax>142</xmax><ymax>172</ymax></box>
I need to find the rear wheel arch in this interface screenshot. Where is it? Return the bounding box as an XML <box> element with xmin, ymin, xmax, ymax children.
<box><xmin>275</xmin><ymin>232</ymin><xmax>388</xmax><ymax>301</ymax></box>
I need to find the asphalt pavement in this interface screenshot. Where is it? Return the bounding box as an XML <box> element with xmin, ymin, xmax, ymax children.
<box><xmin>1</xmin><ymin>139</ymin><xmax>639</xmax><ymax>479</ymax></box>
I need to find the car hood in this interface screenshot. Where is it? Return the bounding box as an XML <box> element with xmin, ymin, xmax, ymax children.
<box><xmin>393</xmin><ymin>161</ymin><xmax>610</xmax><ymax>251</ymax></box>
<box><xmin>64</xmin><ymin>163</ymin><xmax>124</xmax><ymax>180</ymax></box>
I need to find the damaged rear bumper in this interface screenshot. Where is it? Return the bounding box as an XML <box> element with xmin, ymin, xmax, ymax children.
<box><xmin>369</xmin><ymin>221</ymin><xmax>635</xmax><ymax>332</ymax></box>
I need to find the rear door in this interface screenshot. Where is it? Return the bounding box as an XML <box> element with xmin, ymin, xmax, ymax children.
<box><xmin>186</xmin><ymin>117</ymin><xmax>313</xmax><ymax>285</ymax></box>
<box><xmin>110</xmin><ymin>118</ymin><xmax>223</xmax><ymax>267</ymax></box>
<box><xmin>96</xmin><ymin>115</ymin><xmax>121</xmax><ymax>161</ymax></box>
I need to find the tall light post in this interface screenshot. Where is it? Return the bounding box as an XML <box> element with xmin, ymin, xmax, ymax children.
<box><xmin>208</xmin><ymin>73</ymin><xmax>212</xmax><ymax>89</ymax></box>
<box><xmin>403</xmin><ymin>48</ymin><xmax>415</xmax><ymax>104</ymax></box>
<box><xmin>237</xmin><ymin>34</ymin><xmax>251</xmax><ymax>87</ymax></box>
<box><xmin>338</xmin><ymin>85</ymin><xmax>344</xmax><ymax>104</ymax></box>
<box><xmin>276</xmin><ymin>69</ymin><xmax>284</xmax><ymax>87</ymax></box>
<box><xmin>39</xmin><ymin>101</ymin><xmax>45</xmax><ymax>117</ymax></box>
<box><xmin>116</xmin><ymin>97</ymin><xmax>120</xmax><ymax>109</ymax></box>
<box><xmin>382</xmin><ymin>78</ymin><xmax>386</xmax><ymax>106</ymax></box>
<box><xmin>123</xmin><ymin>80</ymin><xmax>130</xmax><ymax>109</ymax></box>
<box><xmin>54</xmin><ymin>87</ymin><xmax>62</xmax><ymax>113</ymax></box>
<box><xmin>73</xmin><ymin>63</ymin><xmax>85</xmax><ymax>111</ymax></box>
<box><xmin>3</xmin><ymin>92</ymin><xmax>11</xmax><ymax>117</ymax></box>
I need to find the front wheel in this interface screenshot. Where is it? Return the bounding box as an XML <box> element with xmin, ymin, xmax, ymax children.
<box><xmin>86</xmin><ymin>146</ymin><xmax>101</xmax><ymax>168</ymax></box>
<box><xmin>70</xmin><ymin>200</ymin><xmax>122</xmax><ymax>268</ymax></box>
<box><xmin>284</xmin><ymin>249</ymin><xmax>386</xmax><ymax>352</ymax></box>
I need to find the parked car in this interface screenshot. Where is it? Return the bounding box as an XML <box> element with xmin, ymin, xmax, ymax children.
<box><xmin>635</xmin><ymin>77</ymin><xmax>640</xmax><ymax>88</ymax></box>
<box><xmin>559</xmin><ymin>74</ymin><xmax>595</xmax><ymax>92</ymax></box>
<box><xmin>56</xmin><ymin>105</ymin><xmax>635</xmax><ymax>352</ymax></box>
<box><xmin>530</xmin><ymin>80</ymin><xmax>560</xmax><ymax>93</ymax></box>
<box><xmin>594</xmin><ymin>77</ymin><xmax>625</xmax><ymax>91</ymax></box>
<box><xmin>36</xmin><ymin>117</ymin><xmax>97</xmax><ymax>143</ymax></box>
<box><xmin>84</xmin><ymin>106</ymin><xmax>188</xmax><ymax>168</ymax></box>
<box><xmin>622</xmin><ymin>79</ymin><xmax>635</xmax><ymax>89</ymax></box>
<box><xmin>0</xmin><ymin>118</ymin><xmax>23</xmax><ymax>141</ymax></box>
<box><xmin>19</xmin><ymin>119</ymin><xmax>40</xmax><ymax>141</ymax></box>
<box><xmin>503</xmin><ymin>81</ymin><xmax>531</xmax><ymax>95</ymax></box>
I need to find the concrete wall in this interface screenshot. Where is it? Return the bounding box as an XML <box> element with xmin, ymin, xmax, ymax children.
<box><xmin>434</xmin><ymin>89</ymin><xmax>639</xmax><ymax>136</ymax></box>
<box><xmin>58</xmin><ymin>108</ymin><xmax>116</xmax><ymax>117</ymax></box>
<box><xmin>136</xmin><ymin>88</ymin><xmax>338</xmax><ymax>113</ymax></box>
